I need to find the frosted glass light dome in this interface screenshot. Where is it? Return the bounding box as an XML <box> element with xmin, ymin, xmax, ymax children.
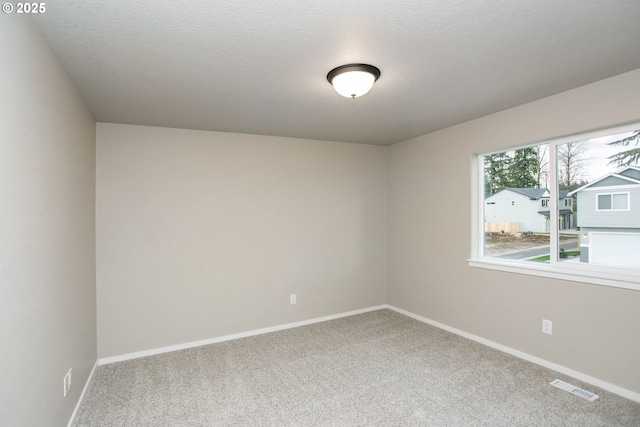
<box><xmin>327</xmin><ymin>64</ymin><xmax>381</xmax><ymax>99</ymax></box>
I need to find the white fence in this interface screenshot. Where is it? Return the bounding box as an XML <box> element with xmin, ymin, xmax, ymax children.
<box><xmin>485</xmin><ymin>222</ymin><xmax>520</xmax><ymax>233</ymax></box>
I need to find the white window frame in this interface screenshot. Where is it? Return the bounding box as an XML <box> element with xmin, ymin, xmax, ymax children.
<box><xmin>595</xmin><ymin>192</ymin><xmax>630</xmax><ymax>211</ymax></box>
<box><xmin>468</xmin><ymin>122</ymin><xmax>640</xmax><ymax>291</ymax></box>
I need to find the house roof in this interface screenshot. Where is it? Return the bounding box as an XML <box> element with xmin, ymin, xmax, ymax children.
<box><xmin>619</xmin><ymin>166</ymin><xmax>640</xmax><ymax>180</ymax></box>
<box><xmin>504</xmin><ymin>188</ymin><xmax>547</xmax><ymax>199</ymax></box>
<box><xmin>500</xmin><ymin>188</ymin><xmax>569</xmax><ymax>200</ymax></box>
<box><xmin>568</xmin><ymin>166</ymin><xmax>640</xmax><ymax>195</ymax></box>
<box><xmin>537</xmin><ymin>209</ymin><xmax>573</xmax><ymax>216</ymax></box>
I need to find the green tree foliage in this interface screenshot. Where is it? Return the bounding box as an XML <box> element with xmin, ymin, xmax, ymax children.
<box><xmin>559</xmin><ymin>179</ymin><xmax>588</xmax><ymax>192</ymax></box>
<box><xmin>508</xmin><ymin>148</ymin><xmax>539</xmax><ymax>189</ymax></box>
<box><xmin>484</xmin><ymin>152</ymin><xmax>511</xmax><ymax>196</ymax></box>
<box><xmin>484</xmin><ymin>148</ymin><xmax>540</xmax><ymax>196</ymax></box>
<box><xmin>607</xmin><ymin>131</ymin><xmax>640</xmax><ymax>166</ymax></box>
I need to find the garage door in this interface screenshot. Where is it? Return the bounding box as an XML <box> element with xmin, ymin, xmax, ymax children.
<box><xmin>590</xmin><ymin>232</ymin><xmax>640</xmax><ymax>268</ymax></box>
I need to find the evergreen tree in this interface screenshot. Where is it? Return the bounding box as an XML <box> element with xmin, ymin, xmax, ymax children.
<box><xmin>607</xmin><ymin>131</ymin><xmax>640</xmax><ymax>167</ymax></box>
<box><xmin>484</xmin><ymin>148</ymin><xmax>541</xmax><ymax>195</ymax></box>
<box><xmin>484</xmin><ymin>152</ymin><xmax>511</xmax><ymax>196</ymax></box>
<box><xmin>506</xmin><ymin>148</ymin><xmax>539</xmax><ymax>188</ymax></box>
<box><xmin>559</xmin><ymin>179</ymin><xmax>588</xmax><ymax>192</ymax></box>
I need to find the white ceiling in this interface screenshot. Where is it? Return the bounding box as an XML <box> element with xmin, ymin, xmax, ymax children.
<box><xmin>33</xmin><ymin>1</ymin><xmax>640</xmax><ymax>146</ymax></box>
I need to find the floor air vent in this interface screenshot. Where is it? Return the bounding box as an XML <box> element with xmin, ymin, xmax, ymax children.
<box><xmin>550</xmin><ymin>379</ymin><xmax>599</xmax><ymax>401</ymax></box>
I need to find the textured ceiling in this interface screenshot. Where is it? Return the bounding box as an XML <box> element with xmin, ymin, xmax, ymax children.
<box><xmin>32</xmin><ymin>0</ymin><xmax>640</xmax><ymax>145</ymax></box>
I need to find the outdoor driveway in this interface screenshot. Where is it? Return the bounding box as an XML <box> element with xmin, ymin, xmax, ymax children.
<box><xmin>495</xmin><ymin>239</ymin><xmax>579</xmax><ymax>260</ymax></box>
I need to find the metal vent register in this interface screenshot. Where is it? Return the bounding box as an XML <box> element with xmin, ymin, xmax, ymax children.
<box><xmin>550</xmin><ymin>379</ymin><xmax>599</xmax><ymax>401</ymax></box>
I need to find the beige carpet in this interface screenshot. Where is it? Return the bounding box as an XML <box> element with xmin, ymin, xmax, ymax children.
<box><xmin>72</xmin><ymin>309</ymin><xmax>640</xmax><ymax>426</ymax></box>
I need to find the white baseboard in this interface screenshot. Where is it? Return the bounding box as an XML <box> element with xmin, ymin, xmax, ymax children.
<box><xmin>96</xmin><ymin>303</ymin><xmax>639</xmax><ymax>403</ymax></box>
<box><xmin>386</xmin><ymin>304</ymin><xmax>640</xmax><ymax>403</ymax></box>
<box><xmin>67</xmin><ymin>360</ymin><xmax>98</xmax><ymax>427</ymax></box>
<box><xmin>98</xmin><ymin>305</ymin><xmax>388</xmax><ymax>365</ymax></box>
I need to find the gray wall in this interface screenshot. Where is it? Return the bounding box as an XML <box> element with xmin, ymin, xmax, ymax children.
<box><xmin>388</xmin><ymin>69</ymin><xmax>640</xmax><ymax>394</ymax></box>
<box><xmin>0</xmin><ymin>16</ymin><xmax>96</xmax><ymax>427</ymax></box>
<box><xmin>96</xmin><ymin>123</ymin><xmax>388</xmax><ymax>358</ymax></box>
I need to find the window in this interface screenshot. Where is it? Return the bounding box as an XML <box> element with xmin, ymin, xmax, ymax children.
<box><xmin>596</xmin><ymin>193</ymin><xmax>629</xmax><ymax>211</ymax></box>
<box><xmin>470</xmin><ymin>123</ymin><xmax>640</xmax><ymax>290</ymax></box>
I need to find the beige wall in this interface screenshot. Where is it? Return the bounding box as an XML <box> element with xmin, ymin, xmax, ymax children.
<box><xmin>96</xmin><ymin>124</ymin><xmax>388</xmax><ymax>358</ymax></box>
<box><xmin>388</xmin><ymin>69</ymin><xmax>640</xmax><ymax>394</ymax></box>
<box><xmin>4</xmin><ymin>14</ymin><xmax>638</xmax><ymax>423</ymax></box>
<box><xmin>0</xmin><ymin>16</ymin><xmax>96</xmax><ymax>427</ymax></box>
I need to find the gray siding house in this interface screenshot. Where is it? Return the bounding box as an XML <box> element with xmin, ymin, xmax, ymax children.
<box><xmin>569</xmin><ymin>166</ymin><xmax>640</xmax><ymax>267</ymax></box>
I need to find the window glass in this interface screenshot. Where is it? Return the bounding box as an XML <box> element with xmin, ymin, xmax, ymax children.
<box><xmin>478</xmin><ymin>125</ymin><xmax>640</xmax><ymax>277</ymax></box>
<box><xmin>483</xmin><ymin>146</ymin><xmax>550</xmax><ymax>261</ymax></box>
<box><xmin>612</xmin><ymin>193</ymin><xmax>628</xmax><ymax>210</ymax></box>
<box><xmin>598</xmin><ymin>194</ymin><xmax>612</xmax><ymax>210</ymax></box>
<box><xmin>558</xmin><ymin>131</ymin><xmax>639</xmax><ymax>267</ymax></box>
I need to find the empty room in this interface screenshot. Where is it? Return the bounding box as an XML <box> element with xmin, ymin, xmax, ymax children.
<box><xmin>2</xmin><ymin>2</ymin><xmax>640</xmax><ymax>426</ymax></box>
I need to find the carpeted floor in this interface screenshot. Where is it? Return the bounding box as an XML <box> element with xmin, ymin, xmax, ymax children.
<box><xmin>73</xmin><ymin>309</ymin><xmax>640</xmax><ymax>426</ymax></box>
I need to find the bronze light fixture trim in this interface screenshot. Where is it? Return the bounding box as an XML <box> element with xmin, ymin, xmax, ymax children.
<box><xmin>327</xmin><ymin>64</ymin><xmax>381</xmax><ymax>99</ymax></box>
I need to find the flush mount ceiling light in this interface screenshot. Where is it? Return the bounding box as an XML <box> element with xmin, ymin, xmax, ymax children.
<box><xmin>327</xmin><ymin>64</ymin><xmax>381</xmax><ymax>99</ymax></box>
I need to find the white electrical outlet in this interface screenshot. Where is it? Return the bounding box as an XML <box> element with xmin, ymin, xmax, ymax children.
<box><xmin>290</xmin><ymin>294</ymin><xmax>296</xmax><ymax>304</ymax></box>
<box><xmin>63</xmin><ymin>368</ymin><xmax>72</xmax><ymax>397</ymax></box>
<box><xmin>542</xmin><ymin>319</ymin><xmax>553</xmax><ymax>335</ymax></box>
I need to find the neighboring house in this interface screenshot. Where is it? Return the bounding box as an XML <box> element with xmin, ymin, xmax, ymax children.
<box><xmin>568</xmin><ymin>166</ymin><xmax>640</xmax><ymax>267</ymax></box>
<box><xmin>485</xmin><ymin>188</ymin><xmax>574</xmax><ymax>233</ymax></box>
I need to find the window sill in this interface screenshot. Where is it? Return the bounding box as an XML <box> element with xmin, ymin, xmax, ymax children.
<box><xmin>467</xmin><ymin>258</ymin><xmax>640</xmax><ymax>291</ymax></box>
